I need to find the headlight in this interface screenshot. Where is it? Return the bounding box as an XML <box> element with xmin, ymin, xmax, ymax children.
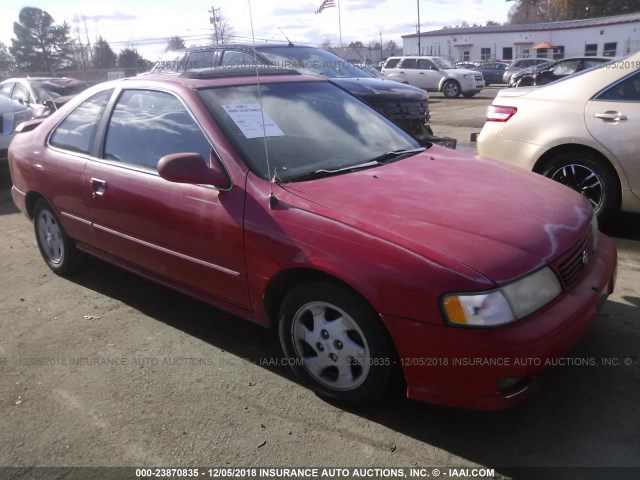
<box><xmin>591</xmin><ymin>215</ymin><xmax>600</xmax><ymax>251</ymax></box>
<box><xmin>442</xmin><ymin>267</ymin><xmax>562</xmax><ymax>327</ymax></box>
<box><xmin>464</xmin><ymin>74</ymin><xmax>475</xmax><ymax>80</ymax></box>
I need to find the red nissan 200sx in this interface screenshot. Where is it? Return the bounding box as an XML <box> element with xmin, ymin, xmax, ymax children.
<box><xmin>8</xmin><ymin>69</ymin><xmax>617</xmax><ymax>409</ymax></box>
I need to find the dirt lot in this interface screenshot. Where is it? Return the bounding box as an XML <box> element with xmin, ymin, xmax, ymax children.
<box><xmin>1</xmin><ymin>88</ymin><xmax>639</xmax><ymax>479</ymax></box>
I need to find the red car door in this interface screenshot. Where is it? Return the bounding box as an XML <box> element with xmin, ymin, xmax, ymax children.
<box><xmin>83</xmin><ymin>88</ymin><xmax>250</xmax><ymax>310</ymax></box>
<box><xmin>44</xmin><ymin>90</ymin><xmax>114</xmax><ymax>246</ymax></box>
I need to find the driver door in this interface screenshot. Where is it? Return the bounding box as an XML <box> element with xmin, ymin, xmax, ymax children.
<box><xmin>83</xmin><ymin>88</ymin><xmax>250</xmax><ymax>309</ymax></box>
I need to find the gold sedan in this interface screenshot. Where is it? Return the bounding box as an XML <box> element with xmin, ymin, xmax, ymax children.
<box><xmin>478</xmin><ymin>52</ymin><xmax>640</xmax><ymax>223</ymax></box>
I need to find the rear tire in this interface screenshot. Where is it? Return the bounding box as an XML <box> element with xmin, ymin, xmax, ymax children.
<box><xmin>278</xmin><ymin>282</ymin><xmax>394</xmax><ymax>405</ymax></box>
<box><xmin>541</xmin><ymin>151</ymin><xmax>619</xmax><ymax>222</ymax></box>
<box><xmin>33</xmin><ymin>200</ymin><xmax>84</xmax><ymax>275</ymax></box>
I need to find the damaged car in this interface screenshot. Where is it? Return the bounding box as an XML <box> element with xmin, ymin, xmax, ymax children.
<box><xmin>0</xmin><ymin>77</ymin><xmax>89</xmax><ymax>118</ymax></box>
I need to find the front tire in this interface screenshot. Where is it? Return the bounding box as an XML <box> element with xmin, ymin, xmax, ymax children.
<box><xmin>33</xmin><ymin>200</ymin><xmax>84</xmax><ymax>275</ymax></box>
<box><xmin>278</xmin><ymin>282</ymin><xmax>394</xmax><ymax>405</ymax></box>
<box><xmin>541</xmin><ymin>151</ymin><xmax>619</xmax><ymax>222</ymax></box>
<box><xmin>442</xmin><ymin>80</ymin><xmax>461</xmax><ymax>98</ymax></box>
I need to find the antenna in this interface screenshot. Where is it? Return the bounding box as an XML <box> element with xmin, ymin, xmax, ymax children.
<box><xmin>247</xmin><ymin>0</ymin><xmax>277</xmax><ymax>209</ymax></box>
<box><xmin>278</xmin><ymin>27</ymin><xmax>294</xmax><ymax>47</ymax></box>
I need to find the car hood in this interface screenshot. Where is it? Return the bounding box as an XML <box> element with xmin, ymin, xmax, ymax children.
<box><xmin>281</xmin><ymin>146</ymin><xmax>591</xmax><ymax>285</ymax></box>
<box><xmin>331</xmin><ymin>77</ymin><xmax>429</xmax><ymax>101</ymax></box>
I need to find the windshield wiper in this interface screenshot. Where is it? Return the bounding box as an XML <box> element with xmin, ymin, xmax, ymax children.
<box><xmin>287</xmin><ymin>161</ymin><xmax>380</xmax><ymax>182</ymax></box>
<box><xmin>369</xmin><ymin>147</ymin><xmax>425</xmax><ymax>163</ymax></box>
<box><xmin>286</xmin><ymin>148</ymin><xmax>425</xmax><ymax>182</ymax></box>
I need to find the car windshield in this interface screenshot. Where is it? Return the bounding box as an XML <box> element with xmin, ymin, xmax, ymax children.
<box><xmin>31</xmin><ymin>80</ymin><xmax>87</xmax><ymax>101</ymax></box>
<box><xmin>258</xmin><ymin>47</ymin><xmax>368</xmax><ymax>78</ymax></box>
<box><xmin>432</xmin><ymin>57</ymin><xmax>454</xmax><ymax>69</ymax></box>
<box><xmin>198</xmin><ymin>81</ymin><xmax>421</xmax><ymax>182</ymax></box>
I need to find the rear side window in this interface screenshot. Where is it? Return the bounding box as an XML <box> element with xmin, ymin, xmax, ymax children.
<box><xmin>50</xmin><ymin>90</ymin><xmax>113</xmax><ymax>154</ymax></box>
<box><xmin>103</xmin><ymin>89</ymin><xmax>212</xmax><ymax>170</ymax></box>
<box><xmin>596</xmin><ymin>72</ymin><xmax>640</xmax><ymax>102</ymax></box>
<box><xmin>221</xmin><ymin>50</ymin><xmax>264</xmax><ymax>67</ymax></box>
<box><xmin>12</xmin><ymin>83</ymin><xmax>31</xmax><ymax>103</ymax></box>
<box><xmin>187</xmin><ymin>51</ymin><xmax>219</xmax><ymax>70</ymax></box>
<box><xmin>0</xmin><ymin>82</ymin><xmax>14</xmax><ymax>97</ymax></box>
<box><xmin>416</xmin><ymin>59</ymin><xmax>435</xmax><ymax>70</ymax></box>
<box><xmin>400</xmin><ymin>59</ymin><xmax>417</xmax><ymax>69</ymax></box>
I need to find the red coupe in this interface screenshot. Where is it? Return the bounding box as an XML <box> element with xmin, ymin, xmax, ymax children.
<box><xmin>8</xmin><ymin>69</ymin><xmax>617</xmax><ymax>409</ymax></box>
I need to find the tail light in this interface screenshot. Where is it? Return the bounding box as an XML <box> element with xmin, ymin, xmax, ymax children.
<box><xmin>486</xmin><ymin>105</ymin><xmax>517</xmax><ymax>122</ymax></box>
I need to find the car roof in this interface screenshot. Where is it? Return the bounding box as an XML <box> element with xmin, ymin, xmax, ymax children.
<box><xmin>167</xmin><ymin>43</ymin><xmax>314</xmax><ymax>55</ymax></box>
<box><xmin>118</xmin><ymin>68</ymin><xmax>323</xmax><ymax>90</ymax></box>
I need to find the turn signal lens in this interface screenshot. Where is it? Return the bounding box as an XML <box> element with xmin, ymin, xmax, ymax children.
<box><xmin>486</xmin><ymin>105</ymin><xmax>517</xmax><ymax>122</ymax></box>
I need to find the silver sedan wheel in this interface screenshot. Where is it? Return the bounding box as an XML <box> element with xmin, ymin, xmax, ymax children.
<box><xmin>36</xmin><ymin>209</ymin><xmax>65</xmax><ymax>265</ymax></box>
<box><xmin>291</xmin><ymin>301</ymin><xmax>371</xmax><ymax>391</ymax></box>
<box><xmin>548</xmin><ymin>163</ymin><xmax>603</xmax><ymax>210</ymax></box>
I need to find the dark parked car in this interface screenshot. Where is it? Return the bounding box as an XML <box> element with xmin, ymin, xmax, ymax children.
<box><xmin>502</xmin><ymin>58</ymin><xmax>550</xmax><ymax>84</ymax></box>
<box><xmin>0</xmin><ymin>77</ymin><xmax>89</xmax><ymax>118</ymax></box>
<box><xmin>146</xmin><ymin>44</ymin><xmax>456</xmax><ymax>148</ymax></box>
<box><xmin>8</xmin><ymin>69</ymin><xmax>616</xmax><ymax>409</ymax></box>
<box><xmin>454</xmin><ymin>62</ymin><xmax>479</xmax><ymax>70</ymax></box>
<box><xmin>510</xmin><ymin>57</ymin><xmax>610</xmax><ymax>87</ymax></box>
<box><xmin>477</xmin><ymin>62</ymin><xmax>509</xmax><ymax>85</ymax></box>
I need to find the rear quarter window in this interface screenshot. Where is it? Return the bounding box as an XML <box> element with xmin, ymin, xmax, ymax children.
<box><xmin>49</xmin><ymin>90</ymin><xmax>113</xmax><ymax>154</ymax></box>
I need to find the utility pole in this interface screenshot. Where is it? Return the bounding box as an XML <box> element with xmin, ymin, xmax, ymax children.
<box><xmin>209</xmin><ymin>6</ymin><xmax>220</xmax><ymax>44</ymax></box>
<box><xmin>379</xmin><ymin>30</ymin><xmax>383</xmax><ymax>62</ymax></box>
<box><xmin>417</xmin><ymin>0</ymin><xmax>421</xmax><ymax>55</ymax></box>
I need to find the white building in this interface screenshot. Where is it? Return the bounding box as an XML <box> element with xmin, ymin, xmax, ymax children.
<box><xmin>402</xmin><ymin>12</ymin><xmax>640</xmax><ymax>62</ymax></box>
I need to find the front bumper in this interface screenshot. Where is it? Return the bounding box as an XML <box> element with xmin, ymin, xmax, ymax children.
<box><xmin>383</xmin><ymin>234</ymin><xmax>617</xmax><ymax>410</ymax></box>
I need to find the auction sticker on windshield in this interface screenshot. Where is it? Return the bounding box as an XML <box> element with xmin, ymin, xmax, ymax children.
<box><xmin>222</xmin><ymin>104</ymin><xmax>284</xmax><ymax>139</ymax></box>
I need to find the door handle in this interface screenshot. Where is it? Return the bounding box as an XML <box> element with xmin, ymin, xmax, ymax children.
<box><xmin>90</xmin><ymin>178</ymin><xmax>108</xmax><ymax>198</ymax></box>
<box><xmin>594</xmin><ymin>111</ymin><xmax>628</xmax><ymax>122</ymax></box>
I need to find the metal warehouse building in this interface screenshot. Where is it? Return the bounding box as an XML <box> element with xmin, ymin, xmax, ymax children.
<box><xmin>402</xmin><ymin>12</ymin><xmax>640</xmax><ymax>62</ymax></box>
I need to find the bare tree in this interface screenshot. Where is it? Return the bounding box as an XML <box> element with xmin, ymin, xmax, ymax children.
<box><xmin>210</xmin><ymin>9</ymin><xmax>235</xmax><ymax>44</ymax></box>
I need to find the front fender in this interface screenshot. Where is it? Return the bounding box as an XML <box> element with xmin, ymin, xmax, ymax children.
<box><xmin>243</xmin><ymin>175</ymin><xmax>494</xmax><ymax>327</ymax></box>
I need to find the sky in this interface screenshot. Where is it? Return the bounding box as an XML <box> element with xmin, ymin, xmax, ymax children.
<box><xmin>0</xmin><ymin>0</ymin><xmax>514</xmax><ymax>62</ymax></box>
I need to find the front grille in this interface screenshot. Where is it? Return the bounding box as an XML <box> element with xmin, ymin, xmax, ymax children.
<box><xmin>555</xmin><ymin>230</ymin><xmax>594</xmax><ymax>289</ymax></box>
<box><xmin>368</xmin><ymin>99</ymin><xmax>429</xmax><ymax>122</ymax></box>
<box><xmin>474</xmin><ymin>74</ymin><xmax>484</xmax><ymax>83</ymax></box>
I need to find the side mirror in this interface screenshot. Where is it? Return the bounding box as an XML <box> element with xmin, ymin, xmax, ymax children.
<box><xmin>157</xmin><ymin>152</ymin><xmax>232</xmax><ymax>190</ymax></box>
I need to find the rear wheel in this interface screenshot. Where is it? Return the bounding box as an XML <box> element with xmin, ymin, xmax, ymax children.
<box><xmin>33</xmin><ymin>200</ymin><xmax>84</xmax><ymax>275</ymax></box>
<box><xmin>541</xmin><ymin>151</ymin><xmax>619</xmax><ymax>222</ymax></box>
<box><xmin>278</xmin><ymin>282</ymin><xmax>394</xmax><ymax>405</ymax></box>
<box><xmin>442</xmin><ymin>80</ymin><xmax>461</xmax><ymax>98</ymax></box>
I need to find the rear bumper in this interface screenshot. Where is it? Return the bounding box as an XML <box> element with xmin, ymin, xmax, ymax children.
<box><xmin>11</xmin><ymin>185</ymin><xmax>28</xmax><ymax>216</ymax></box>
<box><xmin>384</xmin><ymin>234</ymin><xmax>617</xmax><ymax>410</ymax></box>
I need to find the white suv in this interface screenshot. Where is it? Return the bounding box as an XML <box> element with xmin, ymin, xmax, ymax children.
<box><xmin>382</xmin><ymin>56</ymin><xmax>485</xmax><ymax>98</ymax></box>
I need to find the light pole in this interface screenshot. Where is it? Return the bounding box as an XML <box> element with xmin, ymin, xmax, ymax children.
<box><xmin>417</xmin><ymin>0</ymin><xmax>421</xmax><ymax>55</ymax></box>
